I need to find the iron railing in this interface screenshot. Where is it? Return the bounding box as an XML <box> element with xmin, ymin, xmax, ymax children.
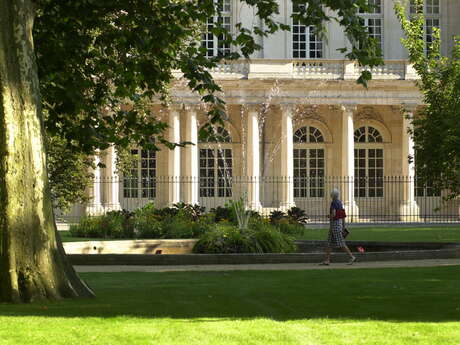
<box><xmin>56</xmin><ymin>176</ymin><xmax>460</xmax><ymax>224</ymax></box>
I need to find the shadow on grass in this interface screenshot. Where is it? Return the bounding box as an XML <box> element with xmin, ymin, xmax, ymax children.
<box><xmin>1</xmin><ymin>266</ymin><xmax>460</xmax><ymax>322</ymax></box>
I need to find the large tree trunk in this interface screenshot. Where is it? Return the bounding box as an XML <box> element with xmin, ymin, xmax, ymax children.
<box><xmin>0</xmin><ymin>0</ymin><xmax>94</xmax><ymax>303</ymax></box>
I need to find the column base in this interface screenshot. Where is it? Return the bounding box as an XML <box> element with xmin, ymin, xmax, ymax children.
<box><xmin>343</xmin><ymin>201</ymin><xmax>359</xmax><ymax>223</ymax></box>
<box><xmin>86</xmin><ymin>203</ymin><xmax>105</xmax><ymax>216</ymax></box>
<box><xmin>247</xmin><ymin>201</ymin><xmax>262</xmax><ymax>211</ymax></box>
<box><xmin>104</xmin><ymin>203</ymin><xmax>122</xmax><ymax>212</ymax></box>
<box><xmin>279</xmin><ymin>201</ymin><xmax>296</xmax><ymax>212</ymax></box>
<box><xmin>399</xmin><ymin>201</ymin><xmax>420</xmax><ymax>222</ymax></box>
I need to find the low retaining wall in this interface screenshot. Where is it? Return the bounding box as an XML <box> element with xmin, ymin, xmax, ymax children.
<box><xmin>68</xmin><ymin>247</ymin><xmax>460</xmax><ymax>266</ymax></box>
<box><xmin>63</xmin><ymin>239</ymin><xmax>198</xmax><ymax>255</ymax></box>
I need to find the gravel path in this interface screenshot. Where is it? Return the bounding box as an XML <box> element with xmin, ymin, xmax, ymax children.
<box><xmin>74</xmin><ymin>258</ymin><xmax>460</xmax><ymax>272</ymax></box>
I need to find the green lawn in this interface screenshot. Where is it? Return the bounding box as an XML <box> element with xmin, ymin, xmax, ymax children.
<box><xmin>1</xmin><ymin>267</ymin><xmax>460</xmax><ymax>345</ymax></box>
<box><xmin>60</xmin><ymin>226</ymin><xmax>460</xmax><ymax>243</ymax></box>
<box><xmin>300</xmin><ymin>226</ymin><xmax>460</xmax><ymax>242</ymax></box>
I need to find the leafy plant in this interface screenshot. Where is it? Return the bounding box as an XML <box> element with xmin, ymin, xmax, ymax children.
<box><xmin>287</xmin><ymin>207</ymin><xmax>309</xmax><ymax>225</ymax></box>
<box><xmin>269</xmin><ymin>210</ymin><xmax>287</xmax><ymax>224</ymax></box>
<box><xmin>229</xmin><ymin>195</ymin><xmax>251</xmax><ymax>230</ymax></box>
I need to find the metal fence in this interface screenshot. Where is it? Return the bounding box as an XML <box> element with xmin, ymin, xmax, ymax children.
<box><xmin>56</xmin><ymin>176</ymin><xmax>460</xmax><ymax>224</ymax></box>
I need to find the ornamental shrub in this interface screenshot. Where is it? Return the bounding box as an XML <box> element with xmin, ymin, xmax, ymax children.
<box><xmin>193</xmin><ymin>222</ymin><xmax>296</xmax><ymax>254</ymax></box>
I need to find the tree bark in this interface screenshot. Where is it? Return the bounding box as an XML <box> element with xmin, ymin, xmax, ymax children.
<box><xmin>0</xmin><ymin>0</ymin><xmax>94</xmax><ymax>302</ymax></box>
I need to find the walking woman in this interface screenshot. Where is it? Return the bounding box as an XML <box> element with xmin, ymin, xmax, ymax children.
<box><xmin>320</xmin><ymin>188</ymin><xmax>357</xmax><ymax>265</ymax></box>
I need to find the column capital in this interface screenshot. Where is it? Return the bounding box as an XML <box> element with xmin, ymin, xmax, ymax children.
<box><xmin>279</xmin><ymin>103</ymin><xmax>297</xmax><ymax>116</ymax></box>
<box><xmin>243</xmin><ymin>103</ymin><xmax>263</xmax><ymax>114</ymax></box>
<box><xmin>340</xmin><ymin>104</ymin><xmax>358</xmax><ymax>113</ymax></box>
<box><xmin>401</xmin><ymin>103</ymin><xmax>419</xmax><ymax>114</ymax></box>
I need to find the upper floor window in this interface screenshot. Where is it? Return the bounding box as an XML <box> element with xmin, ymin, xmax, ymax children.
<box><xmin>410</xmin><ymin>0</ymin><xmax>440</xmax><ymax>53</ymax></box>
<box><xmin>292</xmin><ymin>3</ymin><xmax>323</xmax><ymax>58</ymax></box>
<box><xmin>123</xmin><ymin>149</ymin><xmax>156</xmax><ymax>199</ymax></box>
<box><xmin>202</xmin><ymin>0</ymin><xmax>231</xmax><ymax>58</ymax></box>
<box><xmin>358</xmin><ymin>0</ymin><xmax>383</xmax><ymax>53</ymax></box>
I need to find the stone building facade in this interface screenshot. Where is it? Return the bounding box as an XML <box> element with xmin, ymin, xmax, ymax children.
<box><xmin>67</xmin><ymin>0</ymin><xmax>460</xmax><ymax>223</ymax></box>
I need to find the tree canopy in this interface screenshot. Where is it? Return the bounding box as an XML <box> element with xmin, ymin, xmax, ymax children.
<box><xmin>35</xmin><ymin>0</ymin><xmax>382</xmax><ymax>154</ymax></box>
<box><xmin>395</xmin><ymin>0</ymin><xmax>460</xmax><ymax>198</ymax></box>
<box><xmin>1</xmin><ymin>0</ymin><xmax>382</xmax><ymax>303</ymax></box>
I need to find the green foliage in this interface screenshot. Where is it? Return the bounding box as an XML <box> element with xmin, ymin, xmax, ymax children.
<box><xmin>229</xmin><ymin>195</ymin><xmax>251</xmax><ymax>230</ymax></box>
<box><xmin>287</xmin><ymin>207</ymin><xmax>309</xmax><ymax>225</ymax></box>
<box><xmin>32</xmin><ymin>0</ymin><xmax>382</xmax><ymax>159</ymax></box>
<box><xmin>395</xmin><ymin>0</ymin><xmax>460</xmax><ymax>198</ymax></box>
<box><xmin>269</xmin><ymin>210</ymin><xmax>287</xmax><ymax>224</ymax></box>
<box><xmin>193</xmin><ymin>222</ymin><xmax>295</xmax><ymax>254</ymax></box>
<box><xmin>210</xmin><ymin>206</ymin><xmax>235</xmax><ymax>223</ymax></box>
<box><xmin>46</xmin><ymin>132</ymin><xmax>94</xmax><ymax>211</ymax></box>
<box><xmin>69</xmin><ymin>210</ymin><xmax>134</xmax><ymax>239</ymax></box>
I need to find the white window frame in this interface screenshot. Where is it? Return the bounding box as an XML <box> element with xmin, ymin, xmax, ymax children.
<box><xmin>354</xmin><ymin>126</ymin><xmax>384</xmax><ymax>198</ymax></box>
<box><xmin>410</xmin><ymin>0</ymin><xmax>440</xmax><ymax>54</ymax></box>
<box><xmin>199</xmin><ymin>127</ymin><xmax>233</xmax><ymax>198</ymax></box>
<box><xmin>292</xmin><ymin>3</ymin><xmax>323</xmax><ymax>59</ymax></box>
<box><xmin>202</xmin><ymin>0</ymin><xmax>232</xmax><ymax>58</ymax></box>
<box><xmin>358</xmin><ymin>0</ymin><xmax>383</xmax><ymax>54</ymax></box>
<box><xmin>122</xmin><ymin>149</ymin><xmax>156</xmax><ymax>200</ymax></box>
<box><xmin>293</xmin><ymin>126</ymin><xmax>326</xmax><ymax>198</ymax></box>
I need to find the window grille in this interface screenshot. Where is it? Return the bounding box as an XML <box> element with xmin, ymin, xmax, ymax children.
<box><xmin>202</xmin><ymin>0</ymin><xmax>231</xmax><ymax>58</ymax></box>
<box><xmin>293</xmin><ymin>126</ymin><xmax>325</xmax><ymax>198</ymax></box>
<box><xmin>292</xmin><ymin>3</ymin><xmax>323</xmax><ymax>58</ymax></box>
<box><xmin>354</xmin><ymin>126</ymin><xmax>384</xmax><ymax>197</ymax></box>
<box><xmin>123</xmin><ymin>149</ymin><xmax>156</xmax><ymax>199</ymax></box>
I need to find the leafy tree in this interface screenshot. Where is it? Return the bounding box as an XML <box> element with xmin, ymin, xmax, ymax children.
<box><xmin>395</xmin><ymin>0</ymin><xmax>460</xmax><ymax>198</ymax></box>
<box><xmin>1</xmin><ymin>0</ymin><xmax>381</xmax><ymax>303</ymax></box>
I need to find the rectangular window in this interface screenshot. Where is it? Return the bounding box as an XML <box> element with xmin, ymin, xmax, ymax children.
<box><xmin>354</xmin><ymin>148</ymin><xmax>383</xmax><ymax>198</ymax></box>
<box><xmin>293</xmin><ymin>148</ymin><xmax>325</xmax><ymax>198</ymax></box>
<box><xmin>292</xmin><ymin>3</ymin><xmax>323</xmax><ymax>59</ymax></box>
<box><xmin>199</xmin><ymin>148</ymin><xmax>232</xmax><ymax>197</ymax></box>
<box><xmin>201</xmin><ymin>0</ymin><xmax>231</xmax><ymax>58</ymax></box>
<box><xmin>358</xmin><ymin>0</ymin><xmax>383</xmax><ymax>53</ymax></box>
<box><xmin>123</xmin><ymin>149</ymin><xmax>156</xmax><ymax>199</ymax></box>
<box><xmin>410</xmin><ymin>0</ymin><xmax>440</xmax><ymax>53</ymax></box>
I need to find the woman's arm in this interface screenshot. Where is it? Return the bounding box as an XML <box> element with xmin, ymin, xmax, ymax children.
<box><xmin>330</xmin><ymin>208</ymin><xmax>336</xmax><ymax>220</ymax></box>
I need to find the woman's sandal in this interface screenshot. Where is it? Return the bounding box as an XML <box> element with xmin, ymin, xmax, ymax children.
<box><xmin>347</xmin><ymin>256</ymin><xmax>357</xmax><ymax>265</ymax></box>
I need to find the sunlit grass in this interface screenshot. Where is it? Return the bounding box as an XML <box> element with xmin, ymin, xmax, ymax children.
<box><xmin>1</xmin><ymin>267</ymin><xmax>460</xmax><ymax>344</ymax></box>
<box><xmin>300</xmin><ymin>226</ymin><xmax>460</xmax><ymax>242</ymax></box>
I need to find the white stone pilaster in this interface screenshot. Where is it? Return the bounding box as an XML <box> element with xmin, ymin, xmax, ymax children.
<box><xmin>87</xmin><ymin>152</ymin><xmax>104</xmax><ymax>215</ymax></box>
<box><xmin>279</xmin><ymin>104</ymin><xmax>295</xmax><ymax>210</ymax></box>
<box><xmin>168</xmin><ymin>107</ymin><xmax>181</xmax><ymax>206</ymax></box>
<box><xmin>341</xmin><ymin>105</ymin><xmax>358</xmax><ymax>220</ymax></box>
<box><xmin>246</xmin><ymin>105</ymin><xmax>262</xmax><ymax>209</ymax></box>
<box><xmin>108</xmin><ymin>146</ymin><xmax>121</xmax><ymax>211</ymax></box>
<box><xmin>400</xmin><ymin>104</ymin><xmax>419</xmax><ymax>220</ymax></box>
<box><xmin>183</xmin><ymin>105</ymin><xmax>199</xmax><ymax>205</ymax></box>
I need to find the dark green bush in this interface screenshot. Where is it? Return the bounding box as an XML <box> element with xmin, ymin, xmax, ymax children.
<box><xmin>69</xmin><ymin>210</ymin><xmax>134</xmax><ymax>239</ymax></box>
<box><xmin>193</xmin><ymin>222</ymin><xmax>296</xmax><ymax>254</ymax></box>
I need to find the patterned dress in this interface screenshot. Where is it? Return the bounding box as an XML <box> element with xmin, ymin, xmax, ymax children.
<box><xmin>327</xmin><ymin>199</ymin><xmax>346</xmax><ymax>248</ymax></box>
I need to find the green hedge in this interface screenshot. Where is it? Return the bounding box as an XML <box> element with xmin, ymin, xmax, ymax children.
<box><xmin>69</xmin><ymin>203</ymin><xmax>305</xmax><ymax>253</ymax></box>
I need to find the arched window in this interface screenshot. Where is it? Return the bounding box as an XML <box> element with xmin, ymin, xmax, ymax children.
<box><xmin>354</xmin><ymin>126</ymin><xmax>383</xmax><ymax>197</ymax></box>
<box><xmin>293</xmin><ymin>126</ymin><xmax>325</xmax><ymax>198</ymax></box>
<box><xmin>123</xmin><ymin>149</ymin><xmax>156</xmax><ymax>199</ymax></box>
<box><xmin>199</xmin><ymin>127</ymin><xmax>232</xmax><ymax>198</ymax></box>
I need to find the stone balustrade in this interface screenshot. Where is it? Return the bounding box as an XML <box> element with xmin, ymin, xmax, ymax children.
<box><xmin>174</xmin><ymin>59</ymin><xmax>419</xmax><ymax>80</ymax></box>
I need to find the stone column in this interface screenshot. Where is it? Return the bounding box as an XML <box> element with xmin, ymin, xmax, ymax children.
<box><xmin>341</xmin><ymin>105</ymin><xmax>359</xmax><ymax>220</ymax></box>
<box><xmin>87</xmin><ymin>152</ymin><xmax>104</xmax><ymax>215</ymax></box>
<box><xmin>108</xmin><ymin>146</ymin><xmax>121</xmax><ymax>211</ymax></box>
<box><xmin>279</xmin><ymin>104</ymin><xmax>295</xmax><ymax>210</ymax></box>
<box><xmin>400</xmin><ymin>104</ymin><xmax>419</xmax><ymax>221</ymax></box>
<box><xmin>167</xmin><ymin>107</ymin><xmax>181</xmax><ymax>206</ymax></box>
<box><xmin>246</xmin><ymin>105</ymin><xmax>262</xmax><ymax>209</ymax></box>
<box><xmin>183</xmin><ymin>105</ymin><xmax>199</xmax><ymax>205</ymax></box>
